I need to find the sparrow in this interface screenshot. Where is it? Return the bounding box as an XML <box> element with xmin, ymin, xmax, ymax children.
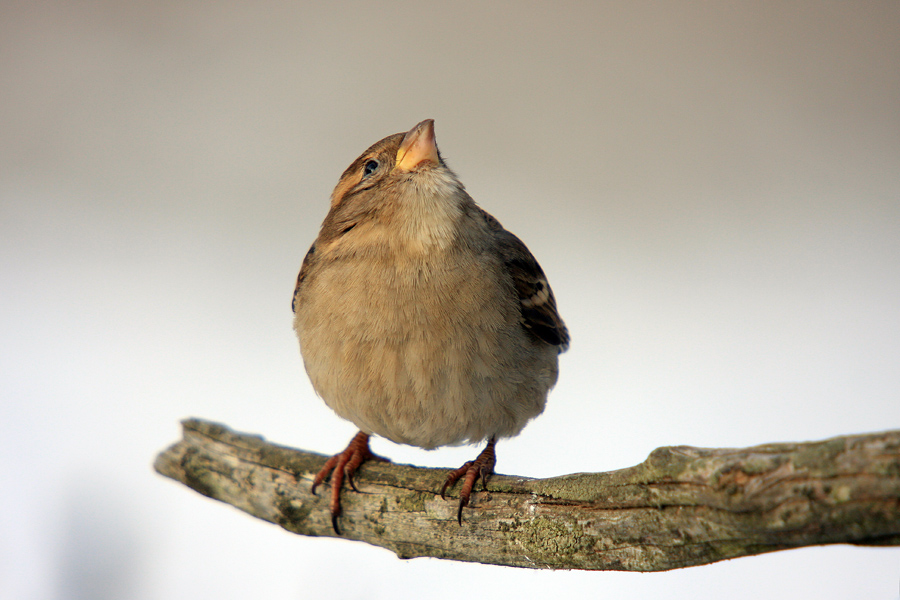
<box><xmin>292</xmin><ymin>119</ymin><xmax>568</xmax><ymax>534</ymax></box>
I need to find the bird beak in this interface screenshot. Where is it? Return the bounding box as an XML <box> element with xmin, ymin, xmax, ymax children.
<box><xmin>395</xmin><ymin>119</ymin><xmax>439</xmax><ymax>172</ymax></box>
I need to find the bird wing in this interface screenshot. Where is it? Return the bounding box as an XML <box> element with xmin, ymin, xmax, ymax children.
<box><xmin>291</xmin><ymin>242</ymin><xmax>316</xmax><ymax>314</ymax></box>
<box><xmin>480</xmin><ymin>209</ymin><xmax>570</xmax><ymax>352</ymax></box>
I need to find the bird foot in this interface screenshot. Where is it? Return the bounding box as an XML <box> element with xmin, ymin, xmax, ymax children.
<box><xmin>311</xmin><ymin>431</ymin><xmax>387</xmax><ymax>535</ymax></box>
<box><xmin>440</xmin><ymin>437</ymin><xmax>497</xmax><ymax>524</ymax></box>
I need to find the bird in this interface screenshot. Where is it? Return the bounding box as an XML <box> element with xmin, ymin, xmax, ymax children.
<box><xmin>292</xmin><ymin>119</ymin><xmax>568</xmax><ymax>534</ymax></box>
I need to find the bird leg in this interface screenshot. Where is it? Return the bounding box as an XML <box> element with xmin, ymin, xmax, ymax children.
<box><xmin>440</xmin><ymin>437</ymin><xmax>497</xmax><ymax>524</ymax></box>
<box><xmin>310</xmin><ymin>431</ymin><xmax>386</xmax><ymax>534</ymax></box>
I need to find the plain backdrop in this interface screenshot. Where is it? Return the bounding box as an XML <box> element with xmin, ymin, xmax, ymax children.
<box><xmin>2</xmin><ymin>1</ymin><xmax>898</xmax><ymax>598</ymax></box>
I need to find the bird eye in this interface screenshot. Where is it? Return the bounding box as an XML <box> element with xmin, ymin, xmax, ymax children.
<box><xmin>363</xmin><ymin>159</ymin><xmax>379</xmax><ymax>178</ymax></box>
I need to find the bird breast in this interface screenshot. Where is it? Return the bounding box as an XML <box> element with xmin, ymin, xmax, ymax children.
<box><xmin>293</xmin><ymin>240</ymin><xmax>557</xmax><ymax>449</ymax></box>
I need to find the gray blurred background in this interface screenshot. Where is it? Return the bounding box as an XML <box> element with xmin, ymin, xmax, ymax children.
<box><xmin>2</xmin><ymin>1</ymin><xmax>898</xmax><ymax>598</ymax></box>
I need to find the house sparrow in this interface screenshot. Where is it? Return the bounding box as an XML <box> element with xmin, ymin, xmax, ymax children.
<box><xmin>292</xmin><ymin>120</ymin><xmax>568</xmax><ymax>533</ymax></box>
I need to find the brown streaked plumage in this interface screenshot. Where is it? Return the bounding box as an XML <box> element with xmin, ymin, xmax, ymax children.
<box><xmin>292</xmin><ymin>119</ymin><xmax>567</xmax><ymax>533</ymax></box>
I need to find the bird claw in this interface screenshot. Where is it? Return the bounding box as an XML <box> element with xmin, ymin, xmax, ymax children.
<box><xmin>310</xmin><ymin>431</ymin><xmax>381</xmax><ymax>534</ymax></box>
<box><xmin>331</xmin><ymin>513</ymin><xmax>341</xmax><ymax>536</ymax></box>
<box><xmin>346</xmin><ymin>470</ymin><xmax>359</xmax><ymax>493</ymax></box>
<box><xmin>440</xmin><ymin>437</ymin><xmax>497</xmax><ymax>525</ymax></box>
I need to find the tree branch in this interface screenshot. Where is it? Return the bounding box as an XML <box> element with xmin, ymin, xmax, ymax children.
<box><xmin>154</xmin><ymin>419</ymin><xmax>900</xmax><ymax>571</ymax></box>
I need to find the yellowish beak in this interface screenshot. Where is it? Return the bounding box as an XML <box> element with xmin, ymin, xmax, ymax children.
<box><xmin>395</xmin><ymin>119</ymin><xmax>439</xmax><ymax>172</ymax></box>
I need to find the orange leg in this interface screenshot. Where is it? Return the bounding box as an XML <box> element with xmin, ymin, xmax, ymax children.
<box><xmin>311</xmin><ymin>431</ymin><xmax>386</xmax><ymax>534</ymax></box>
<box><xmin>440</xmin><ymin>437</ymin><xmax>497</xmax><ymax>524</ymax></box>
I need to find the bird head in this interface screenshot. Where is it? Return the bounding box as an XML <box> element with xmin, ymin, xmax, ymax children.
<box><xmin>319</xmin><ymin>120</ymin><xmax>468</xmax><ymax>254</ymax></box>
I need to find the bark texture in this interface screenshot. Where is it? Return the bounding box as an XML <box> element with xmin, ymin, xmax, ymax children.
<box><xmin>154</xmin><ymin>419</ymin><xmax>900</xmax><ymax>571</ymax></box>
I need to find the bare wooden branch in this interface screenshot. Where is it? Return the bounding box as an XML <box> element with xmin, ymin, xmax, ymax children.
<box><xmin>154</xmin><ymin>419</ymin><xmax>900</xmax><ymax>571</ymax></box>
